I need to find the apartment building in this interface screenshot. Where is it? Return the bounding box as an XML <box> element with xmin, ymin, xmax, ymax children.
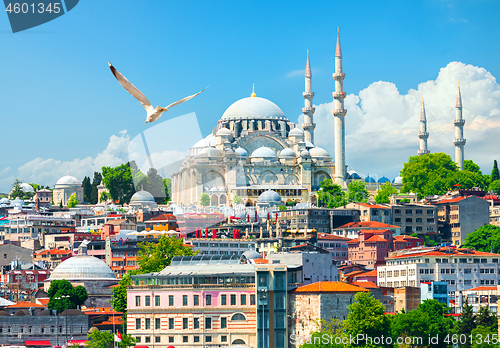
<box><xmin>345</xmin><ymin>203</ymin><xmax>392</xmax><ymax>224</ymax></box>
<box><xmin>377</xmin><ymin>246</ymin><xmax>500</xmax><ymax>313</ymax></box>
<box><xmin>461</xmin><ymin>286</ymin><xmax>498</xmax><ymax>313</ymax></box>
<box><xmin>1</xmin><ymin>215</ymin><xmax>76</xmax><ymax>242</ymax></box>
<box><xmin>316</xmin><ymin>233</ymin><xmax>350</xmax><ymax>261</ymax></box>
<box><xmin>332</xmin><ymin>221</ymin><xmax>401</xmax><ymax>239</ymax></box>
<box><xmin>391</xmin><ymin>204</ymin><xmax>438</xmax><ymax>237</ymax></box>
<box><xmin>278</xmin><ymin>208</ymin><xmax>359</xmax><ymax>233</ymax></box>
<box><xmin>420</xmin><ymin>281</ymin><xmax>449</xmax><ymax>305</ymax></box>
<box><xmin>436</xmin><ymin>196</ymin><xmax>489</xmax><ymax>245</ymax></box>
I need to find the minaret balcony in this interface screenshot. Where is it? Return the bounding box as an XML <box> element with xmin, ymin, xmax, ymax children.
<box><xmin>302</xmin><ymin>107</ymin><xmax>315</xmax><ymax>114</ymax></box>
<box><xmin>303</xmin><ymin>92</ymin><xmax>315</xmax><ymax>99</ymax></box>
<box><xmin>418</xmin><ymin>132</ymin><xmax>429</xmax><ymax>139</ymax></box>
<box><xmin>418</xmin><ymin>150</ymin><xmax>430</xmax><ymax>155</ymax></box>
<box><xmin>332</xmin><ymin>91</ymin><xmax>346</xmax><ymax>99</ymax></box>
<box><xmin>332</xmin><ymin>109</ymin><xmax>347</xmax><ymax>116</ymax></box>
<box><xmin>302</xmin><ymin>123</ymin><xmax>316</xmax><ymax>130</ymax></box>
<box><xmin>453</xmin><ymin>138</ymin><xmax>466</xmax><ymax>146</ymax></box>
<box><xmin>454</xmin><ymin>119</ymin><xmax>466</xmax><ymax>126</ymax></box>
<box><xmin>333</xmin><ymin>72</ymin><xmax>345</xmax><ymax>80</ymax></box>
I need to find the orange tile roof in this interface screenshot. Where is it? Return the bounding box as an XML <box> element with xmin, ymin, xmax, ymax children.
<box><xmin>37</xmin><ymin>298</ymin><xmax>50</xmax><ymax>305</ymax></box>
<box><xmin>253</xmin><ymin>258</ymin><xmax>268</xmax><ymax>264</ymax></box>
<box><xmin>393</xmin><ymin>235</ymin><xmax>420</xmax><ymax>240</ymax></box>
<box><xmin>356</xmin><ymin>203</ymin><xmax>390</xmax><ymax>209</ymax></box>
<box><xmin>387</xmin><ymin>248</ymin><xmax>500</xmax><ymax>259</ymax></box>
<box><xmin>35</xmin><ymin>249</ymin><xmax>72</xmax><ymax>256</ymax></box>
<box><xmin>346</xmin><ymin>238</ymin><xmax>359</xmax><ymax>244</ymax></box>
<box><xmin>356</xmin><ymin>269</ymin><xmax>377</xmax><ymax>278</ymax></box>
<box><xmin>95</xmin><ymin>317</ymin><xmax>123</xmax><ymax>326</ymax></box>
<box><xmin>465</xmin><ymin>286</ymin><xmax>497</xmax><ymax>292</ymax></box>
<box><xmin>290</xmin><ymin>243</ymin><xmax>308</xmax><ymax>249</ymax></box>
<box><xmin>7</xmin><ymin>301</ymin><xmax>46</xmax><ymax>308</ymax></box>
<box><xmin>293</xmin><ymin>281</ymin><xmax>370</xmax><ymax>293</ymax></box>
<box><xmin>352</xmin><ymin>281</ymin><xmax>379</xmax><ymax>289</ymax></box>
<box><xmin>317</xmin><ymin>233</ymin><xmax>352</xmax><ymax>241</ymax></box>
<box><xmin>365</xmin><ymin>235</ymin><xmax>388</xmax><ymax>243</ymax></box>
<box><xmin>344</xmin><ymin>270</ymin><xmax>364</xmax><ymax>277</ymax></box>
<box><xmin>436</xmin><ymin>196</ymin><xmax>467</xmax><ymax>204</ymax></box>
<box><xmin>335</xmin><ymin>221</ymin><xmax>400</xmax><ymax>229</ymax></box>
<box><xmin>145</xmin><ymin>214</ymin><xmax>176</xmax><ymax>223</ymax></box>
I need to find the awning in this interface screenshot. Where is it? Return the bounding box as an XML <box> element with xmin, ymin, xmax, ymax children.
<box><xmin>134</xmin><ymin>346</ymin><xmax>150</xmax><ymax>348</ymax></box>
<box><xmin>25</xmin><ymin>341</ymin><xmax>52</xmax><ymax>347</ymax></box>
<box><xmin>67</xmin><ymin>340</ymin><xmax>87</xmax><ymax>345</ymax></box>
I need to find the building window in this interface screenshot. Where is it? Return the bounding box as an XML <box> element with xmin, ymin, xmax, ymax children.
<box><xmin>145</xmin><ymin>296</ymin><xmax>150</xmax><ymax>306</ymax></box>
<box><xmin>206</xmin><ymin>336</ymin><xmax>212</xmax><ymax>343</ymax></box>
<box><xmin>155</xmin><ymin>295</ymin><xmax>160</xmax><ymax>306</ymax></box>
<box><xmin>221</xmin><ymin>317</ymin><xmax>227</xmax><ymax>329</ymax></box>
<box><xmin>50</xmin><ymin>326</ymin><xmax>54</xmax><ymax>333</ymax></box>
<box><xmin>145</xmin><ymin>337</ymin><xmax>151</xmax><ymax>343</ymax></box>
<box><xmin>169</xmin><ymin>337</ymin><xmax>174</xmax><ymax>343</ymax></box>
<box><xmin>136</xmin><ymin>337</ymin><xmax>141</xmax><ymax>343</ymax></box>
<box><xmin>145</xmin><ymin>318</ymin><xmax>150</xmax><ymax>330</ymax></box>
<box><xmin>194</xmin><ymin>317</ymin><xmax>199</xmax><ymax>329</ymax></box>
<box><xmin>136</xmin><ymin>318</ymin><xmax>141</xmax><ymax>329</ymax></box>
<box><xmin>250</xmin><ymin>294</ymin><xmax>255</xmax><ymax>305</ymax></box>
<box><xmin>221</xmin><ymin>294</ymin><xmax>227</xmax><ymax>306</ymax></box>
<box><xmin>205</xmin><ymin>317</ymin><xmax>212</xmax><ymax>329</ymax></box>
<box><xmin>169</xmin><ymin>295</ymin><xmax>174</xmax><ymax>306</ymax></box>
<box><xmin>183</xmin><ymin>295</ymin><xmax>188</xmax><ymax>306</ymax></box>
<box><xmin>221</xmin><ymin>336</ymin><xmax>228</xmax><ymax>342</ymax></box>
<box><xmin>183</xmin><ymin>336</ymin><xmax>188</xmax><ymax>343</ymax></box>
<box><xmin>135</xmin><ymin>296</ymin><xmax>140</xmax><ymax>306</ymax></box>
<box><xmin>155</xmin><ymin>337</ymin><xmax>161</xmax><ymax>343</ymax></box>
<box><xmin>230</xmin><ymin>294</ymin><xmax>236</xmax><ymax>305</ymax></box>
<box><xmin>168</xmin><ymin>318</ymin><xmax>174</xmax><ymax>330</ymax></box>
<box><xmin>183</xmin><ymin>318</ymin><xmax>188</xmax><ymax>329</ymax></box>
<box><xmin>194</xmin><ymin>294</ymin><xmax>199</xmax><ymax>306</ymax></box>
<box><xmin>241</xmin><ymin>294</ymin><xmax>247</xmax><ymax>305</ymax></box>
<box><xmin>206</xmin><ymin>294</ymin><xmax>212</xmax><ymax>306</ymax></box>
<box><xmin>231</xmin><ymin>313</ymin><xmax>246</xmax><ymax>321</ymax></box>
<box><xmin>59</xmin><ymin>326</ymin><xmax>63</xmax><ymax>333</ymax></box>
<box><xmin>194</xmin><ymin>336</ymin><xmax>200</xmax><ymax>343</ymax></box>
<box><xmin>155</xmin><ymin>318</ymin><xmax>160</xmax><ymax>330</ymax></box>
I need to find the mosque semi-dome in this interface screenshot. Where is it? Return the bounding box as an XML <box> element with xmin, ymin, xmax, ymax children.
<box><xmin>56</xmin><ymin>175</ymin><xmax>81</xmax><ymax>186</ymax></box>
<box><xmin>130</xmin><ymin>190</ymin><xmax>155</xmax><ymax>203</ymax></box>
<box><xmin>197</xmin><ymin>147</ymin><xmax>222</xmax><ymax>157</ymax></box>
<box><xmin>257</xmin><ymin>189</ymin><xmax>282</xmax><ymax>204</ymax></box>
<box><xmin>193</xmin><ymin>134</ymin><xmax>216</xmax><ymax>149</ymax></box>
<box><xmin>310</xmin><ymin>147</ymin><xmax>330</xmax><ymax>158</ymax></box>
<box><xmin>279</xmin><ymin>148</ymin><xmax>296</xmax><ymax>158</ymax></box>
<box><xmin>289</xmin><ymin>127</ymin><xmax>304</xmax><ymax>137</ymax></box>
<box><xmin>242</xmin><ymin>250</ymin><xmax>261</xmax><ymax>260</ymax></box>
<box><xmin>251</xmin><ymin>146</ymin><xmax>277</xmax><ymax>159</ymax></box>
<box><xmin>221</xmin><ymin>97</ymin><xmax>288</xmax><ymax>121</ymax></box>
<box><xmin>49</xmin><ymin>255</ymin><xmax>116</xmax><ymax>281</ymax></box>
<box><xmin>216</xmin><ymin>127</ymin><xmax>232</xmax><ymax>136</ymax></box>
<box><xmin>235</xmin><ymin>147</ymin><xmax>248</xmax><ymax>157</ymax></box>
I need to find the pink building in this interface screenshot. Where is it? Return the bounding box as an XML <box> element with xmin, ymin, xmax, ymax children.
<box><xmin>316</xmin><ymin>233</ymin><xmax>350</xmax><ymax>261</ymax></box>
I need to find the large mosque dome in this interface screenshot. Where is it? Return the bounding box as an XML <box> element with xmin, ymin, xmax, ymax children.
<box><xmin>257</xmin><ymin>190</ymin><xmax>282</xmax><ymax>205</ymax></box>
<box><xmin>56</xmin><ymin>175</ymin><xmax>81</xmax><ymax>186</ymax></box>
<box><xmin>221</xmin><ymin>97</ymin><xmax>288</xmax><ymax>121</ymax></box>
<box><xmin>49</xmin><ymin>255</ymin><xmax>116</xmax><ymax>281</ymax></box>
<box><xmin>130</xmin><ymin>190</ymin><xmax>155</xmax><ymax>203</ymax></box>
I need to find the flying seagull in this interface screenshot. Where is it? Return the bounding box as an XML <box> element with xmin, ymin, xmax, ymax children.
<box><xmin>108</xmin><ymin>62</ymin><xmax>207</xmax><ymax>124</ymax></box>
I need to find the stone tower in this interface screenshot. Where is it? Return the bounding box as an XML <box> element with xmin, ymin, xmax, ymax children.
<box><xmin>418</xmin><ymin>97</ymin><xmax>430</xmax><ymax>155</ymax></box>
<box><xmin>333</xmin><ymin>28</ymin><xmax>347</xmax><ymax>187</ymax></box>
<box><xmin>453</xmin><ymin>81</ymin><xmax>466</xmax><ymax>170</ymax></box>
<box><xmin>302</xmin><ymin>50</ymin><xmax>315</xmax><ymax>143</ymax></box>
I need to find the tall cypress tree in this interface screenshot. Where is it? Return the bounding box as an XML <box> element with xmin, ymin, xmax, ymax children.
<box><xmin>82</xmin><ymin>176</ymin><xmax>92</xmax><ymax>203</ymax></box>
<box><xmin>491</xmin><ymin>160</ymin><xmax>500</xmax><ymax>182</ymax></box>
<box><xmin>457</xmin><ymin>300</ymin><xmax>476</xmax><ymax>348</ymax></box>
<box><xmin>90</xmin><ymin>172</ymin><xmax>102</xmax><ymax>205</ymax></box>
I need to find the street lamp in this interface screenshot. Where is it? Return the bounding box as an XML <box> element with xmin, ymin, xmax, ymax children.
<box><xmin>55</xmin><ymin>294</ymin><xmax>71</xmax><ymax>347</ymax></box>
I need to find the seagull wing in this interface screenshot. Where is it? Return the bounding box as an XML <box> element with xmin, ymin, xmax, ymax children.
<box><xmin>109</xmin><ymin>62</ymin><xmax>154</xmax><ymax>113</ymax></box>
<box><xmin>164</xmin><ymin>86</ymin><xmax>208</xmax><ymax>109</ymax></box>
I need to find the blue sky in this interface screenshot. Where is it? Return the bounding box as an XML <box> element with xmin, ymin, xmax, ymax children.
<box><xmin>1</xmin><ymin>0</ymin><xmax>500</xmax><ymax>191</ymax></box>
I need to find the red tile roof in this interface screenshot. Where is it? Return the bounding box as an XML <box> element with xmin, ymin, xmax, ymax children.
<box><xmin>355</xmin><ymin>203</ymin><xmax>391</xmax><ymax>209</ymax></box>
<box><xmin>393</xmin><ymin>235</ymin><xmax>421</xmax><ymax>240</ymax></box>
<box><xmin>335</xmin><ymin>221</ymin><xmax>400</xmax><ymax>229</ymax></box>
<box><xmin>355</xmin><ymin>269</ymin><xmax>377</xmax><ymax>278</ymax></box>
<box><xmin>37</xmin><ymin>299</ymin><xmax>50</xmax><ymax>306</ymax></box>
<box><xmin>387</xmin><ymin>247</ymin><xmax>500</xmax><ymax>259</ymax></box>
<box><xmin>104</xmin><ymin>219</ymin><xmax>128</xmax><ymax>225</ymax></box>
<box><xmin>145</xmin><ymin>214</ymin><xmax>176</xmax><ymax>223</ymax></box>
<box><xmin>293</xmin><ymin>281</ymin><xmax>370</xmax><ymax>293</ymax></box>
<box><xmin>352</xmin><ymin>281</ymin><xmax>379</xmax><ymax>289</ymax></box>
<box><xmin>346</xmin><ymin>238</ymin><xmax>359</xmax><ymax>244</ymax></box>
<box><xmin>317</xmin><ymin>233</ymin><xmax>351</xmax><ymax>241</ymax></box>
<box><xmin>435</xmin><ymin>196</ymin><xmax>466</xmax><ymax>204</ymax></box>
<box><xmin>253</xmin><ymin>258</ymin><xmax>268</xmax><ymax>264</ymax></box>
<box><xmin>35</xmin><ymin>249</ymin><xmax>72</xmax><ymax>256</ymax></box>
<box><xmin>464</xmin><ymin>286</ymin><xmax>497</xmax><ymax>292</ymax></box>
<box><xmin>7</xmin><ymin>301</ymin><xmax>46</xmax><ymax>308</ymax></box>
<box><xmin>344</xmin><ymin>270</ymin><xmax>365</xmax><ymax>277</ymax></box>
<box><xmin>365</xmin><ymin>235</ymin><xmax>388</xmax><ymax>242</ymax></box>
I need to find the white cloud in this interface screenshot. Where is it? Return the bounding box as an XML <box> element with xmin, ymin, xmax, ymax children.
<box><xmin>299</xmin><ymin>61</ymin><xmax>500</xmax><ymax>180</ymax></box>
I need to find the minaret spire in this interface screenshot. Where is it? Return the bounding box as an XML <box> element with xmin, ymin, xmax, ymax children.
<box><xmin>333</xmin><ymin>28</ymin><xmax>347</xmax><ymax>187</ymax></box>
<box><xmin>418</xmin><ymin>96</ymin><xmax>429</xmax><ymax>155</ymax></box>
<box><xmin>453</xmin><ymin>80</ymin><xmax>466</xmax><ymax>170</ymax></box>
<box><xmin>302</xmin><ymin>50</ymin><xmax>315</xmax><ymax>143</ymax></box>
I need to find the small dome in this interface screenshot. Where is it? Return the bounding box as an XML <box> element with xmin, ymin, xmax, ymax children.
<box><xmin>305</xmin><ymin>140</ymin><xmax>315</xmax><ymax>149</ymax></box>
<box><xmin>221</xmin><ymin>97</ymin><xmax>288</xmax><ymax>121</ymax></box>
<box><xmin>14</xmin><ymin>310</ymin><xmax>27</xmax><ymax>316</ymax></box>
<box><xmin>18</xmin><ymin>183</ymin><xmax>34</xmax><ymax>193</ymax></box>
<box><xmin>289</xmin><ymin>128</ymin><xmax>304</xmax><ymax>136</ymax></box>
<box><xmin>378</xmin><ymin>176</ymin><xmax>391</xmax><ymax>183</ymax></box>
<box><xmin>393</xmin><ymin>176</ymin><xmax>403</xmax><ymax>184</ymax></box>
<box><xmin>242</xmin><ymin>250</ymin><xmax>261</xmax><ymax>260</ymax></box>
<box><xmin>257</xmin><ymin>189</ymin><xmax>282</xmax><ymax>204</ymax></box>
<box><xmin>11</xmin><ymin>197</ymin><xmax>25</xmax><ymax>207</ymax></box>
<box><xmin>365</xmin><ymin>176</ymin><xmax>376</xmax><ymax>183</ymax></box>
<box><xmin>56</xmin><ymin>175</ymin><xmax>80</xmax><ymax>186</ymax></box>
<box><xmin>60</xmin><ymin>309</ymin><xmax>84</xmax><ymax>316</ymax></box>
<box><xmin>0</xmin><ymin>198</ymin><xmax>11</xmax><ymax>204</ymax></box>
<box><xmin>300</xmin><ymin>150</ymin><xmax>311</xmax><ymax>157</ymax></box>
<box><xmin>251</xmin><ymin>147</ymin><xmax>277</xmax><ymax>158</ymax></box>
<box><xmin>279</xmin><ymin>148</ymin><xmax>295</xmax><ymax>158</ymax></box>
<box><xmin>347</xmin><ymin>170</ymin><xmax>362</xmax><ymax>180</ymax></box>
<box><xmin>50</xmin><ymin>255</ymin><xmax>116</xmax><ymax>281</ymax></box>
<box><xmin>130</xmin><ymin>190</ymin><xmax>155</xmax><ymax>203</ymax></box>
<box><xmin>192</xmin><ymin>134</ymin><xmax>216</xmax><ymax>149</ymax></box>
<box><xmin>37</xmin><ymin>309</ymin><xmax>51</xmax><ymax>316</ymax></box>
<box><xmin>0</xmin><ymin>310</ymin><xmax>9</xmax><ymax>316</ymax></box>
<box><xmin>235</xmin><ymin>147</ymin><xmax>248</xmax><ymax>157</ymax></box>
<box><xmin>197</xmin><ymin>147</ymin><xmax>222</xmax><ymax>157</ymax></box>
<box><xmin>310</xmin><ymin>147</ymin><xmax>330</xmax><ymax>157</ymax></box>
<box><xmin>216</xmin><ymin>128</ymin><xmax>232</xmax><ymax>136</ymax></box>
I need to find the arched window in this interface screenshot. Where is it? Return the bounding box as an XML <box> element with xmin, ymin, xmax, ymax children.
<box><xmin>59</xmin><ymin>326</ymin><xmax>63</xmax><ymax>333</ymax></box>
<box><xmin>231</xmin><ymin>313</ymin><xmax>246</xmax><ymax>321</ymax></box>
<box><xmin>40</xmin><ymin>327</ymin><xmax>45</xmax><ymax>334</ymax></box>
<box><xmin>50</xmin><ymin>326</ymin><xmax>55</xmax><ymax>333</ymax></box>
<box><xmin>232</xmin><ymin>339</ymin><xmax>246</xmax><ymax>345</ymax></box>
<box><xmin>20</xmin><ymin>326</ymin><xmax>24</xmax><ymax>333</ymax></box>
<box><xmin>0</xmin><ymin>326</ymin><xmax>2</xmax><ymax>334</ymax></box>
<box><xmin>28</xmin><ymin>326</ymin><xmax>32</xmax><ymax>333</ymax></box>
<box><xmin>7</xmin><ymin>326</ymin><xmax>11</xmax><ymax>333</ymax></box>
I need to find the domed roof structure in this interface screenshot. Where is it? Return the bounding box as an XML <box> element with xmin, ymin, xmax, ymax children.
<box><xmin>192</xmin><ymin>134</ymin><xmax>216</xmax><ymax>149</ymax></box>
<box><xmin>289</xmin><ymin>127</ymin><xmax>304</xmax><ymax>136</ymax></box>
<box><xmin>300</xmin><ymin>149</ymin><xmax>311</xmax><ymax>157</ymax></box>
<box><xmin>235</xmin><ymin>147</ymin><xmax>248</xmax><ymax>157</ymax></box>
<box><xmin>197</xmin><ymin>147</ymin><xmax>222</xmax><ymax>157</ymax></box>
<box><xmin>257</xmin><ymin>189</ymin><xmax>282</xmax><ymax>204</ymax></box>
<box><xmin>279</xmin><ymin>148</ymin><xmax>295</xmax><ymax>158</ymax></box>
<box><xmin>310</xmin><ymin>147</ymin><xmax>330</xmax><ymax>158</ymax></box>
<box><xmin>0</xmin><ymin>197</ymin><xmax>10</xmax><ymax>204</ymax></box>
<box><xmin>221</xmin><ymin>97</ymin><xmax>288</xmax><ymax>121</ymax></box>
<box><xmin>130</xmin><ymin>190</ymin><xmax>155</xmax><ymax>203</ymax></box>
<box><xmin>18</xmin><ymin>183</ymin><xmax>34</xmax><ymax>192</ymax></box>
<box><xmin>49</xmin><ymin>255</ymin><xmax>116</xmax><ymax>281</ymax></box>
<box><xmin>56</xmin><ymin>175</ymin><xmax>80</xmax><ymax>186</ymax></box>
<box><xmin>393</xmin><ymin>176</ymin><xmax>403</xmax><ymax>184</ymax></box>
<box><xmin>347</xmin><ymin>170</ymin><xmax>362</xmax><ymax>180</ymax></box>
<box><xmin>378</xmin><ymin>176</ymin><xmax>391</xmax><ymax>184</ymax></box>
<box><xmin>242</xmin><ymin>250</ymin><xmax>261</xmax><ymax>260</ymax></box>
<box><xmin>216</xmin><ymin>127</ymin><xmax>232</xmax><ymax>136</ymax></box>
<box><xmin>251</xmin><ymin>147</ymin><xmax>277</xmax><ymax>158</ymax></box>
<box><xmin>365</xmin><ymin>176</ymin><xmax>376</xmax><ymax>183</ymax></box>
<box><xmin>11</xmin><ymin>197</ymin><xmax>25</xmax><ymax>207</ymax></box>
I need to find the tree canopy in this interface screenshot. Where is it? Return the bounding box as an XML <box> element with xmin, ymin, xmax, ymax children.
<box><xmin>82</xmin><ymin>176</ymin><xmax>92</xmax><ymax>203</ymax></box>
<box><xmin>491</xmin><ymin>160</ymin><xmax>500</xmax><ymax>182</ymax></box>
<box><xmin>102</xmin><ymin>162</ymin><xmax>136</xmax><ymax>204</ymax></box>
<box><xmin>86</xmin><ymin>329</ymin><xmax>136</xmax><ymax>348</ymax></box>
<box><xmin>67</xmin><ymin>193</ymin><xmax>78</xmax><ymax>208</ymax></box>
<box><xmin>90</xmin><ymin>172</ymin><xmax>102</xmax><ymax>205</ymax></box>
<box><xmin>47</xmin><ymin>279</ymin><xmax>88</xmax><ymax>314</ymax></box>
<box><xmin>200</xmin><ymin>193</ymin><xmax>210</xmax><ymax>206</ymax></box>
<box><xmin>461</xmin><ymin>225</ymin><xmax>500</xmax><ymax>253</ymax></box>
<box><xmin>318</xmin><ymin>179</ymin><xmax>346</xmax><ymax>208</ymax></box>
<box><xmin>347</xmin><ymin>180</ymin><xmax>369</xmax><ymax>203</ymax></box>
<box><xmin>232</xmin><ymin>194</ymin><xmax>242</xmax><ymax>205</ymax></box>
<box><xmin>489</xmin><ymin>180</ymin><xmax>500</xmax><ymax>195</ymax></box>
<box><xmin>375</xmin><ymin>182</ymin><xmax>398</xmax><ymax>204</ymax></box>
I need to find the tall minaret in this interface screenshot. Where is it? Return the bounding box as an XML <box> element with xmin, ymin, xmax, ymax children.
<box><xmin>418</xmin><ymin>97</ymin><xmax>430</xmax><ymax>155</ymax></box>
<box><xmin>302</xmin><ymin>50</ymin><xmax>315</xmax><ymax>143</ymax></box>
<box><xmin>453</xmin><ymin>81</ymin><xmax>466</xmax><ymax>170</ymax></box>
<box><xmin>333</xmin><ymin>28</ymin><xmax>347</xmax><ymax>187</ymax></box>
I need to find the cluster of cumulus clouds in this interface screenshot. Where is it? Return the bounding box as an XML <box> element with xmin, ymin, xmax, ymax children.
<box><xmin>1</xmin><ymin>61</ymin><xmax>499</xmax><ymax>192</ymax></box>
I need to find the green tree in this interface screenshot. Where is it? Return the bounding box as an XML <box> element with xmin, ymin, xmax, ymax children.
<box><xmin>82</xmin><ymin>176</ymin><xmax>92</xmax><ymax>202</ymax></box>
<box><xmin>401</xmin><ymin>153</ymin><xmax>458</xmax><ymax>197</ymax></box>
<box><xmin>86</xmin><ymin>329</ymin><xmax>136</xmax><ymax>348</ymax></box>
<box><xmin>100</xmin><ymin>191</ymin><xmax>110</xmax><ymax>203</ymax></box>
<box><xmin>462</xmin><ymin>225</ymin><xmax>500</xmax><ymax>253</ymax></box>
<box><xmin>471</xmin><ymin>325</ymin><xmax>497</xmax><ymax>348</ymax></box>
<box><xmin>455</xmin><ymin>300</ymin><xmax>476</xmax><ymax>348</ymax></box>
<box><xmin>163</xmin><ymin>178</ymin><xmax>171</xmax><ymax>204</ymax></box>
<box><xmin>29</xmin><ymin>183</ymin><xmax>42</xmax><ymax>192</ymax></box>
<box><xmin>343</xmin><ymin>292</ymin><xmax>391</xmax><ymax>346</ymax></box>
<box><xmin>491</xmin><ymin>160</ymin><xmax>500</xmax><ymax>182</ymax></box>
<box><xmin>447</xmin><ymin>170</ymin><xmax>487</xmax><ymax>190</ymax></box>
<box><xmin>10</xmin><ymin>179</ymin><xmax>25</xmax><ymax>199</ymax></box>
<box><xmin>278</xmin><ymin>205</ymin><xmax>287</xmax><ymax>212</ymax></box>
<box><xmin>200</xmin><ymin>193</ymin><xmax>210</xmax><ymax>206</ymax></box>
<box><xmin>286</xmin><ymin>200</ymin><xmax>297</xmax><ymax>207</ymax></box>
<box><xmin>102</xmin><ymin>162</ymin><xmax>136</xmax><ymax>204</ymax></box>
<box><xmin>317</xmin><ymin>179</ymin><xmax>346</xmax><ymax>208</ymax></box>
<box><xmin>375</xmin><ymin>182</ymin><xmax>398</xmax><ymax>204</ymax></box>
<box><xmin>300</xmin><ymin>318</ymin><xmax>346</xmax><ymax>348</ymax></box>
<box><xmin>489</xmin><ymin>179</ymin><xmax>500</xmax><ymax>195</ymax></box>
<box><xmin>67</xmin><ymin>193</ymin><xmax>78</xmax><ymax>208</ymax></box>
<box><xmin>145</xmin><ymin>167</ymin><xmax>165</xmax><ymax>203</ymax></box>
<box><xmin>90</xmin><ymin>172</ymin><xmax>102</xmax><ymax>205</ymax></box>
<box><xmin>347</xmin><ymin>180</ymin><xmax>369</xmax><ymax>203</ymax></box>
<box><xmin>464</xmin><ymin>160</ymin><xmax>482</xmax><ymax>175</ymax></box>
<box><xmin>475</xmin><ymin>306</ymin><xmax>497</xmax><ymax>331</ymax></box>
<box><xmin>47</xmin><ymin>279</ymin><xmax>88</xmax><ymax>314</ymax></box>
<box><xmin>110</xmin><ymin>274</ymin><xmax>130</xmax><ymax>314</ymax></box>
<box><xmin>232</xmin><ymin>194</ymin><xmax>242</xmax><ymax>205</ymax></box>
